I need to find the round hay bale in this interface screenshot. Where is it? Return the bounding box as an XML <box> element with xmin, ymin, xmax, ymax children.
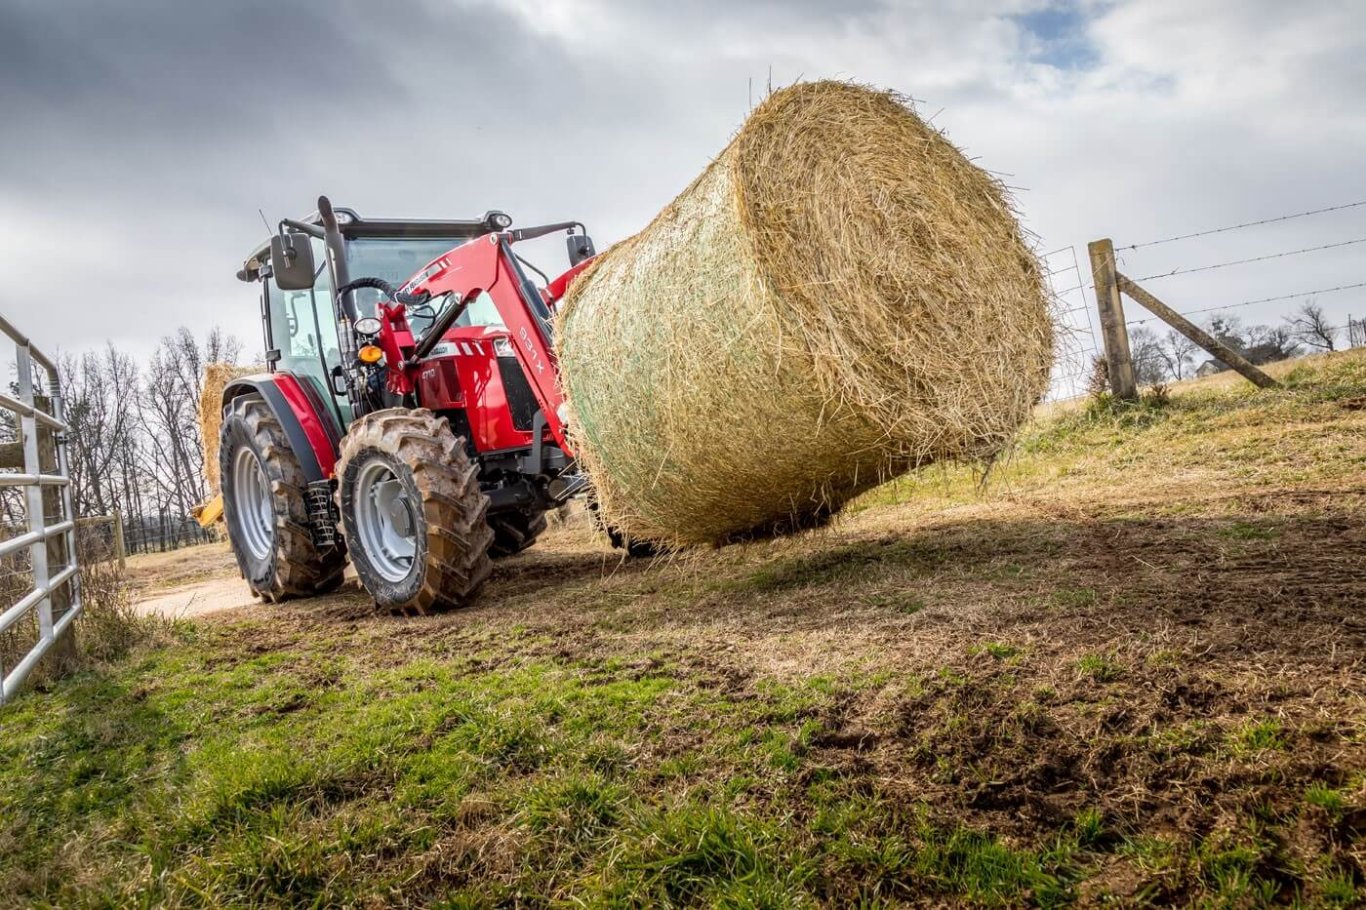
<box><xmin>556</xmin><ymin>81</ymin><xmax>1053</xmax><ymax>547</ymax></box>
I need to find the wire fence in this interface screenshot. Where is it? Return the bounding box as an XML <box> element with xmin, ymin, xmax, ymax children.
<box><xmin>1115</xmin><ymin>199</ymin><xmax>1366</xmax><ymax>251</ymax></box>
<box><xmin>1124</xmin><ymin>284</ymin><xmax>1366</xmax><ymax>327</ymax></box>
<box><xmin>119</xmin><ymin>512</ymin><xmax>217</xmax><ymax>555</ymax></box>
<box><xmin>6</xmin><ymin>510</ymin><xmax>216</xmax><ymax>560</ymax></box>
<box><xmin>1054</xmin><ymin>196</ymin><xmax>1366</xmax><ymax>399</ymax></box>
<box><xmin>1115</xmin><ymin>198</ymin><xmax>1364</xmax><ymax>327</ymax></box>
<box><xmin>1043</xmin><ymin>245</ymin><xmax>1102</xmax><ymax>402</ymax></box>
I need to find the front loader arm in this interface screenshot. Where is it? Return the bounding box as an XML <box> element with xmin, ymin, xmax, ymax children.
<box><xmin>400</xmin><ymin>234</ymin><xmax>573</xmax><ymax>454</ymax></box>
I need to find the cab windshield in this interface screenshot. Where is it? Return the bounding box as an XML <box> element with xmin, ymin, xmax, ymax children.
<box><xmin>265</xmin><ymin>236</ymin><xmax>468</xmax><ymax>421</ymax></box>
<box><xmin>345</xmin><ymin>238</ymin><xmax>468</xmax><ymax>315</ymax></box>
<box><xmin>409</xmin><ymin>291</ymin><xmax>505</xmax><ymax>344</ymax></box>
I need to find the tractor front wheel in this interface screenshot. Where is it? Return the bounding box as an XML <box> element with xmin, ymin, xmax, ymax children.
<box><xmin>220</xmin><ymin>396</ymin><xmax>346</xmax><ymax>602</ymax></box>
<box><xmin>336</xmin><ymin>409</ymin><xmax>494</xmax><ymax>614</ymax></box>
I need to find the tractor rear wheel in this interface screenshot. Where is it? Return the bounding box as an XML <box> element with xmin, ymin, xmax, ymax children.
<box><xmin>488</xmin><ymin>509</ymin><xmax>549</xmax><ymax>559</ymax></box>
<box><xmin>336</xmin><ymin>409</ymin><xmax>494</xmax><ymax>614</ymax></box>
<box><xmin>220</xmin><ymin>396</ymin><xmax>346</xmax><ymax>602</ymax></box>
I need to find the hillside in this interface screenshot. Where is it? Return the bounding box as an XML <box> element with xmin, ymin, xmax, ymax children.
<box><xmin>2</xmin><ymin>349</ymin><xmax>1363</xmax><ymax>908</ymax></box>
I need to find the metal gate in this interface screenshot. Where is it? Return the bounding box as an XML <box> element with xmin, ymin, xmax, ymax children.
<box><xmin>0</xmin><ymin>313</ymin><xmax>80</xmax><ymax>704</ymax></box>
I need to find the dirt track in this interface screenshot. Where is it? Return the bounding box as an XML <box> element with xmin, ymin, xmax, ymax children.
<box><xmin>127</xmin><ymin>542</ymin><xmax>255</xmax><ymax>618</ymax></box>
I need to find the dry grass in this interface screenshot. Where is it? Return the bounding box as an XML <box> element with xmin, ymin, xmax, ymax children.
<box><xmin>557</xmin><ymin>81</ymin><xmax>1052</xmax><ymax>547</ymax></box>
<box><xmin>0</xmin><ymin>525</ymin><xmax>169</xmax><ymax>694</ymax></box>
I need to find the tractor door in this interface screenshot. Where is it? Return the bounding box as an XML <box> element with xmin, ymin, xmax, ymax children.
<box><xmin>264</xmin><ymin>238</ymin><xmax>351</xmax><ymax>425</ymax></box>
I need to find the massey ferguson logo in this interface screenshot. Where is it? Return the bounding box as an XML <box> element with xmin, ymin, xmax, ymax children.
<box><xmin>399</xmin><ymin>257</ymin><xmax>453</xmax><ymax>296</ymax></box>
<box><xmin>518</xmin><ymin>325</ymin><xmax>545</xmax><ymax>374</ymax></box>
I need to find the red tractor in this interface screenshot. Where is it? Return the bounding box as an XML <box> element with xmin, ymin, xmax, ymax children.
<box><xmin>225</xmin><ymin>196</ymin><xmax>641</xmax><ymax>613</ymax></box>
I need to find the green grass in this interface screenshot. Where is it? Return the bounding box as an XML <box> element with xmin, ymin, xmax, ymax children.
<box><xmin>1304</xmin><ymin>782</ymin><xmax>1347</xmax><ymax>815</ymax></box>
<box><xmin>971</xmin><ymin>641</ymin><xmax>1020</xmax><ymax>661</ymax></box>
<box><xmin>1319</xmin><ymin>868</ymin><xmax>1361</xmax><ymax>909</ymax></box>
<box><xmin>1074</xmin><ymin>652</ymin><xmax>1124</xmax><ymax>683</ymax></box>
<box><xmin>864</xmin><ymin>590</ymin><xmax>926</xmax><ymax>614</ymax></box>
<box><xmin>1070</xmin><ymin>807</ymin><xmax>1105</xmax><ymax>849</ymax></box>
<box><xmin>1</xmin><ymin>643</ymin><xmax>688</xmax><ymax>906</ymax></box>
<box><xmin>1228</xmin><ymin>718</ymin><xmax>1288</xmax><ymax>756</ymax></box>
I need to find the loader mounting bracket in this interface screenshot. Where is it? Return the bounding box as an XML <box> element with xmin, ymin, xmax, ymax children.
<box><xmin>307</xmin><ymin>480</ymin><xmax>339</xmax><ymax>549</ymax></box>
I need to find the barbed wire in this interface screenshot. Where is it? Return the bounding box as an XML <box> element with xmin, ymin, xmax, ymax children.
<box><xmin>1118</xmin><ymin>199</ymin><xmax>1366</xmax><ymax>251</ymax></box>
<box><xmin>1133</xmin><ymin>236</ymin><xmax>1366</xmax><ymax>282</ymax></box>
<box><xmin>1125</xmin><ymin>322</ymin><xmax>1362</xmax><ymax>339</ymax></box>
<box><xmin>1051</xmin><ymin>281</ymin><xmax>1092</xmax><ymax>296</ymax></box>
<box><xmin>1125</xmin><ymin>280</ymin><xmax>1366</xmax><ymax>326</ymax></box>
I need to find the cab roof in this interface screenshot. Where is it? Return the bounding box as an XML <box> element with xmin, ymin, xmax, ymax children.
<box><xmin>238</xmin><ymin>205</ymin><xmax>509</xmax><ymax>283</ymax></box>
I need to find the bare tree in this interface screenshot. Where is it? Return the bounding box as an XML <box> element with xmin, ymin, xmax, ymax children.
<box><xmin>1245</xmin><ymin>324</ymin><xmax>1301</xmax><ymax>364</ymax></box>
<box><xmin>1203</xmin><ymin>316</ymin><xmax>1301</xmax><ymax>370</ymax></box>
<box><xmin>1208</xmin><ymin>316</ymin><xmax>1247</xmax><ymax>354</ymax></box>
<box><xmin>0</xmin><ymin>381</ymin><xmax>20</xmax><ymax>527</ymax></box>
<box><xmin>1128</xmin><ymin>326</ymin><xmax>1169</xmax><ymax>385</ymax></box>
<box><xmin>59</xmin><ymin>346</ymin><xmax>141</xmax><ymax>517</ymax></box>
<box><xmin>1284</xmin><ymin>300</ymin><xmax>1338</xmax><ymax>352</ymax></box>
<box><xmin>1158</xmin><ymin>329</ymin><xmax>1199</xmax><ymax>381</ymax></box>
<box><xmin>137</xmin><ymin>328</ymin><xmax>242</xmax><ymax>518</ymax></box>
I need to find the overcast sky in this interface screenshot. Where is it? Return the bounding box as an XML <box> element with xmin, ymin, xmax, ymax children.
<box><xmin>2</xmin><ymin>0</ymin><xmax>1364</xmax><ymax>376</ymax></box>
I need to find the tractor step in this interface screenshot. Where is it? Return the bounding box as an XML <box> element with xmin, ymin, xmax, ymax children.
<box><xmin>306</xmin><ymin>480</ymin><xmax>339</xmax><ymax>548</ymax></box>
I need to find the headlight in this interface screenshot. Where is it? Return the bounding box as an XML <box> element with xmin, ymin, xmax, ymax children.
<box><xmin>493</xmin><ymin>336</ymin><xmax>515</xmax><ymax>358</ymax></box>
<box><xmin>354</xmin><ymin>317</ymin><xmax>382</xmax><ymax>336</ymax></box>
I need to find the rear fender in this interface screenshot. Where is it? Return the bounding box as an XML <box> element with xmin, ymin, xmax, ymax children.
<box><xmin>222</xmin><ymin>373</ymin><xmax>342</xmax><ymax>482</ymax></box>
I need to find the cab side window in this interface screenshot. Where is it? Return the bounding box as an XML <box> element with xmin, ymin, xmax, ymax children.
<box><xmin>265</xmin><ymin>240</ymin><xmax>348</xmax><ymax>418</ymax></box>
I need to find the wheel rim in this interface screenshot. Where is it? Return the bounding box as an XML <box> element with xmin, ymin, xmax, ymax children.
<box><xmin>233</xmin><ymin>447</ymin><xmax>274</xmax><ymax>560</ymax></box>
<box><xmin>354</xmin><ymin>460</ymin><xmax>418</xmax><ymax>582</ymax></box>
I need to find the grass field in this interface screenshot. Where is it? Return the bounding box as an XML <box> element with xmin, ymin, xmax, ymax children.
<box><xmin>2</xmin><ymin>350</ymin><xmax>1364</xmax><ymax>908</ymax></box>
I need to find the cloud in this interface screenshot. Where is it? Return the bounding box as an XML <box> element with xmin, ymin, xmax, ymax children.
<box><xmin>0</xmin><ymin>0</ymin><xmax>1362</xmax><ymax>374</ymax></box>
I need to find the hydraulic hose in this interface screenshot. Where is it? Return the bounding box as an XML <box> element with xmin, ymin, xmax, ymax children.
<box><xmin>335</xmin><ymin>277</ymin><xmax>428</xmax><ymax>307</ymax></box>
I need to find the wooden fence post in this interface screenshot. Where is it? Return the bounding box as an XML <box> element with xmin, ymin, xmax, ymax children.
<box><xmin>1087</xmin><ymin>238</ymin><xmax>1138</xmax><ymax>400</ymax></box>
<box><xmin>1116</xmin><ymin>275</ymin><xmax>1278</xmax><ymax>389</ymax></box>
<box><xmin>113</xmin><ymin>511</ymin><xmax>126</xmax><ymax>571</ymax></box>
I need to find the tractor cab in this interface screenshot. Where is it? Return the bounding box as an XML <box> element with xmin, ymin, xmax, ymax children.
<box><xmin>238</xmin><ymin>207</ymin><xmax>506</xmax><ymax>427</ymax></box>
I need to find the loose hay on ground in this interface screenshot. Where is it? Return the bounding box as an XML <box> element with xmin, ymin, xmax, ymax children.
<box><xmin>556</xmin><ymin>81</ymin><xmax>1054</xmax><ymax>547</ymax></box>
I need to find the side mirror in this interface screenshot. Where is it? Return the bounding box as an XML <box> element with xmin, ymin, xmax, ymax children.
<box><xmin>567</xmin><ymin>233</ymin><xmax>596</xmax><ymax>267</ymax></box>
<box><xmin>270</xmin><ymin>233</ymin><xmax>316</xmax><ymax>290</ymax></box>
